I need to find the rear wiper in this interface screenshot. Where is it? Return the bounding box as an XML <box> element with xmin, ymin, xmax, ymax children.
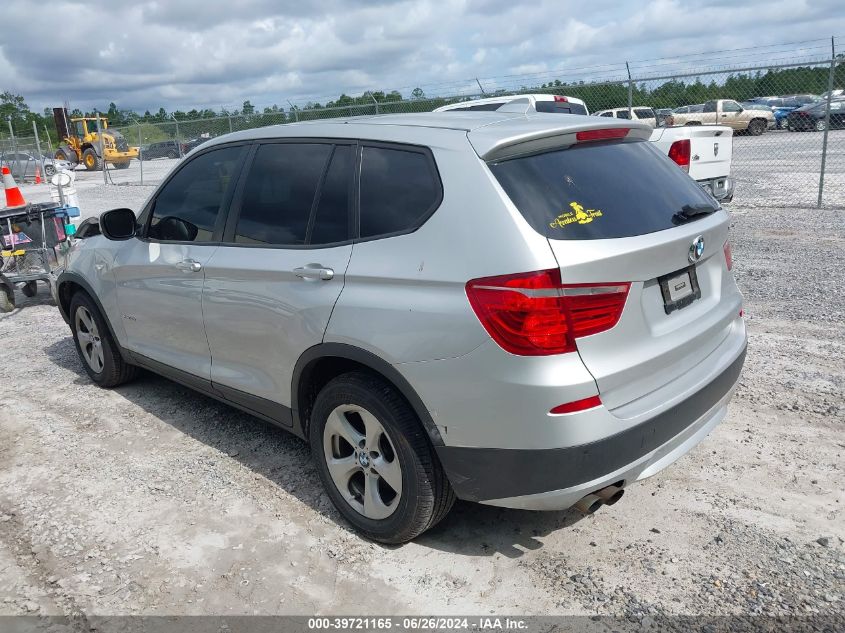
<box><xmin>672</xmin><ymin>204</ymin><xmax>719</xmax><ymax>224</ymax></box>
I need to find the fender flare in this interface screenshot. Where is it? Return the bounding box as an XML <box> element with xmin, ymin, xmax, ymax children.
<box><xmin>291</xmin><ymin>342</ymin><xmax>444</xmax><ymax>447</ymax></box>
<box><xmin>55</xmin><ymin>271</ymin><xmax>130</xmax><ymax>361</ymax></box>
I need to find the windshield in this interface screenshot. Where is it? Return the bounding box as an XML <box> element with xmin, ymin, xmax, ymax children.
<box><xmin>489</xmin><ymin>139</ymin><xmax>719</xmax><ymax>240</ymax></box>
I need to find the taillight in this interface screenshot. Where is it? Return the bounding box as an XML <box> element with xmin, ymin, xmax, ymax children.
<box><xmin>465</xmin><ymin>269</ymin><xmax>630</xmax><ymax>356</ymax></box>
<box><xmin>668</xmin><ymin>139</ymin><xmax>691</xmax><ymax>172</ymax></box>
<box><xmin>576</xmin><ymin>128</ymin><xmax>630</xmax><ymax>142</ymax></box>
<box><xmin>553</xmin><ymin>95</ymin><xmax>569</xmax><ymax>103</ymax></box>
<box><xmin>724</xmin><ymin>240</ymin><xmax>733</xmax><ymax>270</ymax></box>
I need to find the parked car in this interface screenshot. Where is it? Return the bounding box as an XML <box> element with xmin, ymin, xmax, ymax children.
<box><xmin>0</xmin><ymin>151</ymin><xmax>73</xmax><ymax>179</ymax></box>
<box><xmin>819</xmin><ymin>89</ymin><xmax>844</xmax><ymax>100</ymax></box>
<box><xmin>434</xmin><ymin>93</ymin><xmax>589</xmax><ymax>115</ymax></box>
<box><xmin>672</xmin><ymin>99</ymin><xmax>774</xmax><ymax>135</ymax></box>
<box><xmin>787</xmin><ymin>99</ymin><xmax>845</xmax><ymax>131</ymax></box>
<box><xmin>594</xmin><ymin>107</ymin><xmax>658</xmax><ymax>127</ymax></box>
<box><xmin>141</xmin><ymin>140</ymin><xmax>185</xmax><ymax>160</ymax></box>
<box><xmin>55</xmin><ymin>113</ymin><xmax>746</xmax><ymax>543</ymax></box>
<box><xmin>750</xmin><ymin>96</ymin><xmax>819</xmax><ymax>129</ymax></box>
<box><xmin>673</xmin><ymin>104</ymin><xmax>704</xmax><ymax>114</ymax></box>
<box><xmin>183</xmin><ymin>137</ymin><xmax>210</xmax><ymax>153</ymax></box>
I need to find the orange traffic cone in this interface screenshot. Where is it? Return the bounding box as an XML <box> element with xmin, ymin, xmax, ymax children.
<box><xmin>34</xmin><ymin>164</ymin><xmax>41</xmax><ymax>184</ymax></box>
<box><xmin>2</xmin><ymin>165</ymin><xmax>26</xmax><ymax>207</ymax></box>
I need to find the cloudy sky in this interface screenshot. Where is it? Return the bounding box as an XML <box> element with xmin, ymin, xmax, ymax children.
<box><xmin>1</xmin><ymin>0</ymin><xmax>842</xmax><ymax>113</ymax></box>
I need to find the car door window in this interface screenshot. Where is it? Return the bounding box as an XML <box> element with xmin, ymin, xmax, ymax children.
<box><xmin>234</xmin><ymin>143</ymin><xmax>331</xmax><ymax>246</ymax></box>
<box><xmin>148</xmin><ymin>145</ymin><xmax>244</xmax><ymax>242</ymax></box>
<box><xmin>635</xmin><ymin>108</ymin><xmax>655</xmax><ymax>120</ymax></box>
<box><xmin>599</xmin><ymin>112</ymin><xmax>614</xmax><ymax>117</ymax></box>
<box><xmin>703</xmin><ymin>101</ymin><xmax>717</xmax><ymax>113</ymax></box>
<box><xmin>615</xmin><ymin>110</ymin><xmax>631</xmax><ymax>119</ymax></box>
<box><xmin>359</xmin><ymin>145</ymin><xmax>442</xmax><ymax>239</ymax></box>
<box><xmin>310</xmin><ymin>145</ymin><xmax>352</xmax><ymax>245</ymax></box>
<box><xmin>723</xmin><ymin>101</ymin><xmax>742</xmax><ymax>113</ymax></box>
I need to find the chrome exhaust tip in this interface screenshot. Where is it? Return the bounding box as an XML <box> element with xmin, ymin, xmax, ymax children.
<box><xmin>574</xmin><ymin>493</ymin><xmax>604</xmax><ymax>514</ymax></box>
<box><xmin>595</xmin><ymin>484</ymin><xmax>625</xmax><ymax>506</ymax></box>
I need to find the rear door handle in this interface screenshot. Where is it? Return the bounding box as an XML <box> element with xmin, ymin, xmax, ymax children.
<box><xmin>294</xmin><ymin>265</ymin><xmax>334</xmax><ymax>281</ymax></box>
<box><xmin>175</xmin><ymin>259</ymin><xmax>202</xmax><ymax>273</ymax></box>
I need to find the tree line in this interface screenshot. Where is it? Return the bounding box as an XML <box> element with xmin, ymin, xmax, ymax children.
<box><xmin>2</xmin><ymin>61</ymin><xmax>841</xmax><ymax>146</ymax></box>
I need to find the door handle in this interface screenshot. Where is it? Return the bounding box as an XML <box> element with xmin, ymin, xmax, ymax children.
<box><xmin>176</xmin><ymin>259</ymin><xmax>202</xmax><ymax>273</ymax></box>
<box><xmin>294</xmin><ymin>265</ymin><xmax>334</xmax><ymax>281</ymax></box>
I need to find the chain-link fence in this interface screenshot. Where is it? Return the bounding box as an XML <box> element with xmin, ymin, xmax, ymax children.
<box><xmin>3</xmin><ymin>48</ymin><xmax>844</xmax><ymax>208</ymax></box>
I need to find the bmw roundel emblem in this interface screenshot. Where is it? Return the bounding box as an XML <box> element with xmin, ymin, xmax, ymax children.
<box><xmin>689</xmin><ymin>236</ymin><xmax>705</xmax><ymax>263</ymax></box>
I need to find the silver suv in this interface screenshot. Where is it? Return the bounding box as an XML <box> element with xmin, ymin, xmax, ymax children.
<box><xmin>56</xmin><ymin>113</ymin><xmax>747</xmax><ymax>543</ymax></box>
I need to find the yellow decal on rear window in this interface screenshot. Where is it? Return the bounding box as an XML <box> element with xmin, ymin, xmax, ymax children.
<box><xmin>549</xmin><ymin>201</ymin><xmax>603</xmax><ymax>229</ymax></box>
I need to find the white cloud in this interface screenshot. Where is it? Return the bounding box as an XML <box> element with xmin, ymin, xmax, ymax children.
<box><xmin>0</xmin><ymin>0</ymin><xmax>841</xmax><ymax>112</ymax></box>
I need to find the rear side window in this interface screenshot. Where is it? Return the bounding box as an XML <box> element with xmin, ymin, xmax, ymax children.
<box><xmin>535</xmin><ymin>101</ymin><xmax>588</xmax><ymax>115</ymax></box>
<box><xmin>234</xmin><ymin>143</ymin><xmax>331</xmax><ymax>245</ymax></box>
<box><xmin>359</xmin><ymin>146</ymin><xmax>441</xmax><ymax>239</ymax></box>
<box><xmin>310</xmin><ymin>145</ymin><xmax>352</xmax><ymax>245</ymax></box>
<box><xmin>489</xmin><ymin>139</ymin><xmax>719</xmax><ymax>240</ymax></box>
<box><xmin>148</xmin><ymin>145</ymin><xmax>244</xmax><ymax>242</ymax></box>
<box><xmin>615</xmin><ymin>110</ymin><xmax>631</xmax><ymax>119</ymax></box>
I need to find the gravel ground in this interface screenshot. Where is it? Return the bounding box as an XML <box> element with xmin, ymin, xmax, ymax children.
<box><xmin>1</xmin><ymin>170</ymin><xmax>843</xmax><ymax>625</ymax></box>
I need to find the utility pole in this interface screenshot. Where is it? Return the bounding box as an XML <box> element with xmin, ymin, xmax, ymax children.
<box><xmin>475</xmin><ymin>78</ymin><xmax>487</xmax><ymax>95</ymax></box>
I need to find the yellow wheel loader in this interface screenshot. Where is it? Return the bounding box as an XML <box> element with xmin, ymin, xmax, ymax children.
<box><xmin>53</xmin><ymin>107</ymin><xmax>139</xmax><ymax>171</ymax></box>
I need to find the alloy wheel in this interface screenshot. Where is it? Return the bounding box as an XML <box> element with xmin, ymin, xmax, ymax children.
<box><xmin>75</xmin><ymin>305</ymin><xmax>104</xmax><ymax>373</ymax></box>
<box><xmin>322</xmin><ymin>404</ymin><xmax>402</xmax><ymax>520</ymax></box>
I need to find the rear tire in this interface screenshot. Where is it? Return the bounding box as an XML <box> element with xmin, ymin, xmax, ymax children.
<box><xmin>310</xmin><ymin>371</ymin><xmax>455</xmax><ymax>544</ymax></box>
<box><xmin>21</xmin><ymin>281</ymin><xmax>37</xmax><ymax>298</ymax></box>
<box><xmin>82</xmin><ymin>148</ymin><xmax>100</xmax><ymax>171</ymax></box>
<box><xmin>747</xmin><ymin>119</ymin><xmax>766</xmax><ymax>136</ymax></box>
<box><xmin>815</xmin><ymin>119</ymin><xmax>827</xmax><ymax>132</ymax></box>
<box><xmin>0</xmin><ymin>282</ymin><xmax>13</xmax><ymax>312</ymax></box>
<box><xmin>69</xmin><ymin>292</ymin><xmax>137</xmax><ymax>387</ymax></box>
<box><xmin>167</xmin><ymin>150</ymin><xmax>179</xmax><ymax>159</ymax></box>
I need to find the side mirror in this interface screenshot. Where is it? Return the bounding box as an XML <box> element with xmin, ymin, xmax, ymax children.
<box><xmin>100</xmin><ymin>208</ymin><xmax>136</xmax><ymax>240</ymax></box>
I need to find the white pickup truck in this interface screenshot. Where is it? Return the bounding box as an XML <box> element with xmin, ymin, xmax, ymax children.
<box><xmin>650</xmin><ymin>125</ymin><xmax>734</xmax><ymax>202</ymax></box>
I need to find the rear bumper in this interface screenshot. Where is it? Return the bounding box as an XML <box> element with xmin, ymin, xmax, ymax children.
<box><xmin>435</xmin><ymin>344</ymin><xmax>746</xmax><ymax>508</ymax></box>
<box><xmin>699</xmin><ymin>176</ymin><xmax>734</xmax><ymax>202</ymax></box>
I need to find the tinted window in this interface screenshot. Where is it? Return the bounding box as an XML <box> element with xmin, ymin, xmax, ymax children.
<box><xmin>535</xmin><ymin>101</ymin><xmax>588</xmax><ymax>115</ymax></box>
<box><xmin>489</xmin><ymin>139</ymin><xmax>719</xmax><ymax>240</ymax></box>
<box><xmin>359</xmin><ymin>146</ymin><xmax>441</xmax><ymax>238</ymax></box>
<box><xmin>149</xmin><ymin>145</ymin><xmax>243</xmax><ymax>242</ymax></box>
<box><xmin>234</xmin><ymin>143</ymin><xmax>331</xmax><ymax>245</ymax></box>
<box><xmin>599</xmin><ymin>111</ymin><xmax>614</xmax><ymax>117</ymax></box>
<box><xmin>615</xmin><ymin>110</ymin><xmax>631</xmax><ymax>119</ymax></box>
<box><xmin>634</xmin><ymin>108</ymin><xmax>655</xmax><ymax>119</ymax></box>
<box><xmin>310</xmin><ymin>145</ymin><xmax>352</xmax><ymax>245</ymax></box>
<box><xmin>703</xmin><ymin>101</ymin><xmax>717</xmax><ymax>113</ymax></box>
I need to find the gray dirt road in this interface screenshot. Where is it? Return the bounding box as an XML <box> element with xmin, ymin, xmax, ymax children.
<box><xmin>0</xmin><ymin>183</ymin><xmax>843</xmax><ymax>619</ymax></box>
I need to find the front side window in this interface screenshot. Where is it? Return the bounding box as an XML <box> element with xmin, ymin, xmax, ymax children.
<box><xmin>234</xmin><ymin>143</ymin><xmax>332</xmax><ymax>246</ymax></box>
<box><xmin>635</xmin><ymin>108</ymin><xmax>655</xmax><ymax>120</ymax></box>
<box><xmin>359</xmin><ymin>146</ymin><xmax>441</xmax><ymax>239</ymax></box>
<box><xmin>703</xmin><ymin>101</ymin><xmax>717</xmax><ymax>113</ymax></box>
<box><xmin>723</xmin><ymin>101</ymin><xmax>742</xmax><ymax>113</ymax></box>
<box><xmin>615</xmin><ymin>110</ymin><xmax>631</xmax><ymax>120</ymax></box>
<box><xmin>148</xmin><ymin>145</ymin><xmax>244</xmax><ymax>242</ymax></box>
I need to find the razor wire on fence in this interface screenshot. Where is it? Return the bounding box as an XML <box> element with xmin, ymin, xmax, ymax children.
<box><xmin>2</xmin><ymin>47</ymin><xmax>844</xmax><ymax>208</ymax></box>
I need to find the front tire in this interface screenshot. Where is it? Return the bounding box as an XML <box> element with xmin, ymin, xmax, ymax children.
<box><xmin>82</xmin><ymin>148</ymin><xmax>100</xmax><ymax>171</ymax></box>
<box><xmin>310</xmin><ymin>372</ymin><xmax>455</xmax><ymax>544</ymax></box>
<box><xmin>747</xmin><ymin>119</ymin><xmax>766</xmax><ymax>136</ymax></box>
<box><xmin>815</xmin><ymin>119</ymin><xmax>827</xmax><ymax>132</ymax></box>
<box><xmin>69</xmin><ymin>292</ymin><xmax>137</xmax><ymax>387</ymax></box>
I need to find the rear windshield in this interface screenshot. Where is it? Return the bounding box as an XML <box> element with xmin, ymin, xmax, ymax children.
<box><xmin>489</xmin><ymin>139</ymin><xmax>719</xmax><ymax>240</ymax></box>
<box><xmin>535</xmin><ymin>101</ymin><xmax>588</xmax><ymax>115</ymax></box>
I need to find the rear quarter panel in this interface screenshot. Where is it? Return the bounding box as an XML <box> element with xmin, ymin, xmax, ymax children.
<box><xmin>325</xmin><ymin>135</ymin><xmax>559</xmax><ymax>364</ymax></box>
